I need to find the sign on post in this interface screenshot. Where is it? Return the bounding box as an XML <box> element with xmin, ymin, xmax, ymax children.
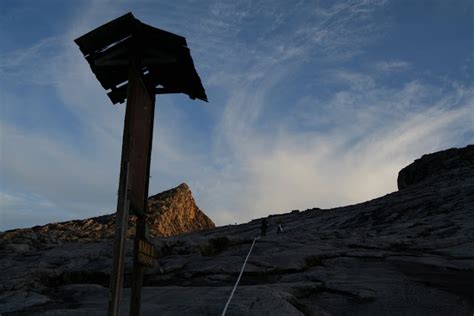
<box><xmin>137</xmin><ymin>239</ymin><xmax>155</xmax><ymax>267</ymax></box>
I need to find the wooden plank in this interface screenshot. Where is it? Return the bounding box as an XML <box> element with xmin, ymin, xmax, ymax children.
<box><xmin>76</xmin><ymin>17</ymin><xmax>207</xmax><ymax>102</ymax></box>
<box><xmin>108</xmin><ymin>59</ymin><xmax>156</xmax><ymax>316</ymax></box>
<box><xmin>126</xmin><ymin>62</ymin><xmax>156</xmax><ymax>316</ymax></box>
<box><xmin>107</xmin><ymin>70</ymin><xmax>136</xmax><ymax>315</ymax></box>
<box><xmin>130</xmin><ymin>216</ymin><xmax>147</xmax><ymax>316</ymax></box>
<box><xmin>126</xmin><ymin>68</ymin><xmax>155</xmax><ymax>215</ymax></box>
<box><xmin>74</xmin><ymin>13</ymin><xmax>136</xmax><ymax>56</ymax></box>
<box><xmin>140</xmin><ymin>23</ymin><xmax>187</xmax><ymax>48</ymax></box>
<box><xmin>108</xmin><ymin>83</ymin><xmax>185</xmax><ymax>104</ymax></box>
<box><xmin>75</xmin><ymin>13</ymin><xmax>187</xmax><ymax>58</ymax></box>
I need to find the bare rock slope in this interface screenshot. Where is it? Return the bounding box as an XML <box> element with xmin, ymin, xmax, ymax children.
<box><xmin>1</xmin><ymin>145</ymin><xmax>473</xmax><ymax>315</ymax></box>
<box><xmin>0</xmin><ymin>183</ymin><xmax>215</xmax><ymax>245</ymax></box>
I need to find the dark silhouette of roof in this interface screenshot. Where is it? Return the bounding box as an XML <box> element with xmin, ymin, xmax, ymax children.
<box><xmin>75</xmin><ymin>12</ymin><xmax>207</xmax><ymax>104</ymax></box>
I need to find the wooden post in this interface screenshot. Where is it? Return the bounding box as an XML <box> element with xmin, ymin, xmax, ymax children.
<box><xmin>107</xmin><ymin>63</ymin><xmax>136</xmax><ymax>316</ymax></box>
<box><xmin>108</xmin><ymin>166</ymin><xmax>130</xmax><ymax>316</ymax></box>
<box><xmin>126</xmin><ymin>60</ymin><xmax>156</xmax><ymax>316</ymax></box>
<box><xmin>129</xmin><ymin>92</ymin><xmax>156</xmax><ymax>315</ymax></box>
<box><xmin>108</xmin><ymin>57</ymin><xmax>156</xmax><ymax>316</ymax></box>
<box><xmin>75</xmin><ymin>12</ymin><xmax>207</xmax><ymax>316</ymax></box>
<box><xmin>130</xmin><ymin>216</ymin><xmax>147</xmax><ymax>315</ymax></box>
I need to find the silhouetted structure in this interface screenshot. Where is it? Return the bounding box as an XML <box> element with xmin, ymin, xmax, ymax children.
<box><xmin>75</xmin><ymin>12</ymin><xmax>207</xmax><ymax>316</ymax></box>
<box><xmin>75</xmin><ymin>13</ymin><xmax>207</xmax><ymax>104</ymax></box>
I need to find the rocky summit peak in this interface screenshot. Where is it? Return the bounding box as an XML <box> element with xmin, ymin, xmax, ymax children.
<box><xmin>148</xmin><ymin>182</ymin><xmax>190</xmax><ymax>204</ymax></box>
<box><xmin>0</xmin><ymin>183</ymin><xmax>215</xmax><ymax>245</ymax></box>
<box><xmin>146</xmin><ymin>182</ymin><xmax>215</xmax><ymax>237</ymax></box>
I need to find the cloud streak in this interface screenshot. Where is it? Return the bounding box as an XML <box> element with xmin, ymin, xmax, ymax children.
<box><xmin>206</xmin><ymin>74</ymin><xmax>474</xmax><ymax>223</ymax></box>
<box><xmin>1</xmin><ymin>0</ymin><xmax>473</xmax><ymax>230</ymax></box>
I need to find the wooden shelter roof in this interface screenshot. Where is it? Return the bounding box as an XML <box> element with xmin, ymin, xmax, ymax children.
<box><xmin>75</xmin><ymin>13</ymin><xmax>207</xmax><ymax>104</ymax></box>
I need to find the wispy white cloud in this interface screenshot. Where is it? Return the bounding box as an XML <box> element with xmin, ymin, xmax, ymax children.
<box><xmin>207</xmin><ymin>79</ymin><xmax>473</xmax><ymax>223</ymax></box>
<box><xmin>375</xmin><ymin>60</ymin><xmax>411</xmax><ymax>72</ymax></box>
<box><xmin>0</xmin><ymin>121</ymin><xmax>121</xmax><ymax>227</ymax></box>
<box><xmin>0</xmin><ymin>192</ymin><xmax>59</xmax><ymax>230</ymax></box>
<box><xmin>1</xmin><ymin>0</ymin><xmax>473</xmax><ymax>230</ymax></box>
<box><xmin>0</xmin><ymin>37</ymin><xmax>63</xmax><ymax>85</ymax></box>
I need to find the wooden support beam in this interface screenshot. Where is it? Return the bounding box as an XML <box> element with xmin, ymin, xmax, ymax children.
<box><xmin>108</xmin><ymin>84</ymin><xmax>183</xmax><ymax>104</ymax></box>
<box><xmin>125</xmin><ymin>60</ymin><xmax>156</xmax><ymax>316</ymax></box>
<box><xmin>107</xmin><ymin>61</ymin><xmax>137</xmax><ymax>316</ymax></box>
<box><xmin>108</xmin><ymin>58</ymin><xmax>156</xmax><ymax>316</ymax></box>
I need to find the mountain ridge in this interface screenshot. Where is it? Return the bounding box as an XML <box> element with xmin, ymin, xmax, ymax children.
<box><xmin>1</xmin><ymin>145</ymin><xmax>473</xmax><ymax>315</ymax></box>
<box><xmin>0</xmin><ymin>183</ymin><xmax>215</xmax><ymax>246</ymax></box>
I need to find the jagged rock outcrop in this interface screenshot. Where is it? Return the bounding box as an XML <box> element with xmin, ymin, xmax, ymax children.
<box><xmin>397</xmin><ymin>144</ymin><xmax>474</xmax><ymax>190</ymax></box>
<box><xmin>146</xmin><ymin>183</ymin><xmax>215</xmax><ymax>237</ymax></box>
<box><xmin>1</xmin><ymin>145</ymin><xmax>473</xmax><ymax>315</ymax></box>
<box><xmin>0</xmin><ymin>183</ymin><xmax>214</xmax><ymax>246</ymax></box>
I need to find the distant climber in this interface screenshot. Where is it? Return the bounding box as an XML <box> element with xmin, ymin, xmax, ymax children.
<box><xmin>276</xmin><ymin>219</ymin><xmax>284</xmax><ymax>234</ymax></box>
<box><xmin>260</xmin><ymin>218</ymin><xmax>268</xmax><ymax>236</ymax></box>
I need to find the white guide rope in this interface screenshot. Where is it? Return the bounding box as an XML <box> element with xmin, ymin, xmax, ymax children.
<box><xmin>221</xmin><ymin>236</ymin><xmax>260</xmax><ymax>316</ymax></box>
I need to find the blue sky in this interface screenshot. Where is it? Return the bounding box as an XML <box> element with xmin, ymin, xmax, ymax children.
<box><xmin>1</xmin><ymin>0</ymin><xmax>473</xmax><ymax>230</ymax></box>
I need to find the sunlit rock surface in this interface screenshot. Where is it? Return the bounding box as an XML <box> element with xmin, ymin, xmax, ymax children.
<box><xmin>0</xmin><ymin>183</ymin><xmax>215</xmax><ymax>245</ymax></box>
<box><xmin>1</xmin><ymin>145</ymin><xmax>473</xmax><ymax>315</ymax></box>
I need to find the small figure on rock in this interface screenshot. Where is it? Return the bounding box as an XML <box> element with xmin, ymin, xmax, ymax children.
<box><xmin>276</xmin><ymin>219</ymin><xmax>284</xmax><ymax>234</ymax></box>
<box><xmin>260</xmin><ymin>218</ymin><xmax>268</xmax><ymax>236</ymax></box>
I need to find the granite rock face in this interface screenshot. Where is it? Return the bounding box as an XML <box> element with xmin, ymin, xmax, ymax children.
<box><xmin>146</xmin><ymin>183</ymin><xmax>215</xmax><ymax>237</ymax></box>
<box><xmin>0</xmin><ymin>183</ymin><xmax>215</xmax><ymax>246</ymax></box>
<box><xmin>1</xmin><ymin>145</ymin><xmax>473</xmax><ymax>315</ymax></box>
<box><xmin>397</xmin><ymin>144</ymin><xmax>474</xmax><ymax>190</ymax></box>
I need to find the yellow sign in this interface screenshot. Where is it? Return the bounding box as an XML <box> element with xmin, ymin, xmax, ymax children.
<box><xmin>138</xmin><ymin>239</ymin><xmax>155</xmax><ymax>267</ymax></box>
